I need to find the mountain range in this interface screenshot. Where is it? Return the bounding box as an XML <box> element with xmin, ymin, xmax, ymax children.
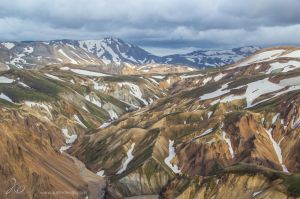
<box><xmin>0</xmin><ymin>37</ymin><xmax>259</xmax><ymax>70</ymax></box>
<box><xmin>1</xmin><ymin>45</ymin><xmax>300</xmax><ymax>199</ymax></box>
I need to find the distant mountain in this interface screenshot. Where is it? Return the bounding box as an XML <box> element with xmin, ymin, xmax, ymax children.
<box><xmin>78</xmin><ymin>37</ymin><xmax>159</xmax><ymax>65</ymax></box>
<box><xmin>161</xmin><ymin>46</ymin><xmax>260</xmax><ymax>67</ymax></box>
<box><xmin>0</xmin><ymin>37</ymin><xmax>259</xmax><ymax>70</ymax></box>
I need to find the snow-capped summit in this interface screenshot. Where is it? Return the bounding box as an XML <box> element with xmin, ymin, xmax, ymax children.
<box><xmin>161</xmin><ymin>46</ymin><xmax>260</xmax><ymax>67</ymax></box>
<box><xmin>0</xmin><ymin>37</ymin><xmax>259</xmax><ymax>69</ymax></box>
<box><xmin>78</xmin><ymin>37</ymin><xmax>158</xmax><ymax>65</ymax></box>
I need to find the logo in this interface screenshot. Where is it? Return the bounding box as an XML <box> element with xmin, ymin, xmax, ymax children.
<box><xmin>5</xmin><ymin>178</ymin><xmax>25</xmax><ymax>195</ymax></box>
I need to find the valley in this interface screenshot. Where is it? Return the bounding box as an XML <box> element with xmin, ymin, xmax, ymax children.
<box><xmin>0</xmin><ymin>46</ymin><xmax>300</xmax><ymax>199</ymax></box>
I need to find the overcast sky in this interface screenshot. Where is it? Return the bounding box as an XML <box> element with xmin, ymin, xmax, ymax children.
<box><xmin>1</xmin><ymin>0</ymin><xmax>300</xmax><ymax>53</ymax></box>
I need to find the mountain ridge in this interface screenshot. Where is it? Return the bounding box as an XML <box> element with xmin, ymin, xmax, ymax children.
<box><xmin>0</xmin><ymin>37</ymin><xmax>260</xmax><ymax>70</ymax></box>
<box><xmin>0</xmin><ymin>46</ymin><xmax>300</xmax><ymax>198</ymax></box>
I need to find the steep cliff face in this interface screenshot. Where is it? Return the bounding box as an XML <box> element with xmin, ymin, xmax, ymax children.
<box><xmin>0</xmin><ymin>108</ymin><xmax>87</xmax><ymax>198</ymax></box>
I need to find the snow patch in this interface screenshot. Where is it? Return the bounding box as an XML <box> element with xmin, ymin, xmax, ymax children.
<box><xmin>74</xmin><ymin>115</ymin><xmax>88</xmax><ymax>129</ymax></box>
<box><xmin>230</xmin><ymin>49</ymin><xmax>285</xmax><ymax>69</ymax></box>
<box><xmin>222</xmin><ymin>131</ymin><xmax>235</xmax><ymax>158</ymax></box>
<box><xmin>152</xmin><ymin>75</ymin><xmax>165</xmax><ymax>79</ymax></box>
<box><xmin>283</xmin><ymin>50</ymin><xmax>300</xmax><ymax>58</ymax></box>
<box><xmin>180</xmin><ymin>73</ymin><xmax>203</xmax><ymax>79</ymax></box>
<box><xmin>202</xmin><ymin>77</ymin><xmax>212</xmax><ymax>85</ymax></box>
<box><xmin>118</xmin><ymin>82</ymin><xmax>148</xmax><ymax>105</ymax></box>
<box><xmin>207</xmin><ymin>111</ymin><xmax>213</xmax><ymax>119</ymax></box>
<box><xmin>252</xmin><ymin>191</ymin><xmax>262</xmax><ymax>197</ymax></box>
<box><xmin>70</xmin><ymin>69</ymin><xmax>111</xmax><ymax>77</ymax></box>
<box><xmin>0</xmin><ymin>76</ymin><xmax>14</xmax><ymax>83</ymax></box>
<box><xmin>60</xmin><ymin>128</ymin><xmax>77</xmax><ymax>153</ymax></box>
<box><xmin>61</xmin><ymin>128</ymin><xmax>77</xmax><ymax>144</ymax></box>
<box><xmin>107</xmin><ymin>109</ymin><xmax>118</xmax><ymax>120</ymax></box>
<box><xmin>199</xmin><ymin>78</ymin><xmax>298</xmax><ymax>108</ymax></box>
<box><xmin>266</xmin><ymin>61</ymin><xmax>300</xmax><ymax>74</ymax></box>
<box><xmin>117</xmin><ymin>143</ymin><xmax>135</xmax><ymax>174</ymax></box>
<box><xmin>18</xmin><ymin>82</ymin><xmax>31</xmax><ymax>88</ymax></box>
<box><xmin>164</xmin><ymin>140</ymin><xmax>181</xmax><ymax>174</ymax></box>
<box><xmin>193</xmin><ymin>128</ymin><xmax>214</xmax><ymax>140</ymax></box>
<box><xmin>0</xmin><ymin>93</ymin><xmax>14</xmax><ymax>103</ymax></box>
<box><xmin>99</xmin><ymin>122</ymin><xmax>111</xmax><ymax>129</ymax></box>
<box><xmin>214</xmin><ymin>73</ymin><xmax>226</xmax><ymax>81</ymax></box>
<box><xmin>60</xmin><ymin>66</ymin><xmax>70</xmax><ymax>71</ymax></box>
<box><xmin>265</xmin><ymin>128</ymin><xmax>289</xmax><ymax>173</ymax></box>
<box><xmin>23</xmin><ymin>47</ymin><xmax>34</xmax><ymax>54</ymax></box>
<box><xmin>272</xmin><ymin>113</ymin><xmax>280</xmax><ymax>125</ymax></box>
<box><xmin>82</xmin><ymin>106</ymin><xmax>89</xmax><ymax>112</ymax></box>
<box><xmin>58</xmin><ymin>49</ymin><xmax>78</xmax><ymax>64</ymax></box>
<box><xmin>2</xmin><ymin>42</ymin><xmax>15</xmax><ymax>49</ymax></box>
<box><xmin>85</xmin><ymin>95</ymin><xmax>102</xmax><ymax>108</ymax></box>
<box><xmin>96</xmin><ymin>170</ymin><xmax>105</xmax><ymax>177</ymax></box>
<box><xmin>45</xmin><ymin>73</ymin><xmax>65</xmax><ymax>82</ymax></box>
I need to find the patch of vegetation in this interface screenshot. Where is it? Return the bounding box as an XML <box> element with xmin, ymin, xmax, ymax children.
<box><xmin>0</xmin><ymin>98</ymin><xmax>19</xmax><ymax>108</ymax></box>
<box><xmin>10</xmin><ymin>70</ymin><xmax>63</xmax><ymax>99</ymax></box>
<box><xmin>280</xmin><ymin>174</ymin><xmax>300</xmax><ymax>196</ymax></box>
<box><xmin>218</xmin><ymin>163</ymin><xmax>300</xmax><ymax>197</ymax></box>
<box><xmin>102</xmin><ymin>75</ymin><xmax>144</xmax><ymax>83</ymax></box>
<box><xmin>96</xmin><ymin>92</ymin><xmax>129</xmax><ymax>111</ymax></box>
<box><xmin>252</xmin><ymin>90</ymin><xmax>300</xmax><ymax>112</ymax></box>
<box><xmin>85</xmin><ymin>102</ymin><xmax>110</xmax><ymax>122</ymax></box>
<box><xmin>0</xmin><ymin>84</ymin><xmax>52</xmax><ymax>102</ymax></box>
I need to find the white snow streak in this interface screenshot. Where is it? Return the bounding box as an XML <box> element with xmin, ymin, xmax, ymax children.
<box><xmin>74</xmin><ymin>115</ymin><xmax>88</xmax><ymax>129</ymax></box>
<box><xmin>0</xmin><ymin>93</ymin><xmax>14</xmax><ymax>103</ymax></box>
<box><xmin>70</xmin><ymin>69</ymin><xmax>111</xmax><ymax>77</ymax></box>
<box><xmin>0</xmin><ymin>76</ymin><xmax>14</xmax><ymax>83</ymax></box>
<box><xmin>96</xmin><ymin>170</ymin><xmax>105</xmax><ymax>177</ymax></box>
<box><xmin>164</xmin><ymin>140</ymin><xmax>181</xmax><ymax>174</ymax></box>
<box><xmin>118</xmin><ymin>82</ymin><xmax>148</xmax><ymax>105</ymax></box>
<box><xmin>265</xmin><ymin>128</ymin><xmax>289</xmax><ymax>173</ymax></box>
<box><xmin>45</xmin><ymin>73</ymin><xmax>65</xmax><ymax>82</ymax></box>
<box><xmin>117</xmin><ymin>143</ymin><xmax>135</xmax><ymax>174</ymax></box>
<box><xmin>214</xmin><ymin>73</ymin><xmax>226</xmax><ymax>81</ymax></box>
<box><xmin>222</xmin><ymin>131</ymin><xmax>235</xmax><ymax>158</ymax></box>
<box><xmin>58</xmin><ymin>49</ymin><xmax>78</xmax><ymax>64</ymax></box>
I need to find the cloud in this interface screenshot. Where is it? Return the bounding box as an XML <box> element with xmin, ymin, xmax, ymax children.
<box><xmin>0</xmin><ymin>0</ymin><xmax>300</xmax><ymax>48</ymax></box>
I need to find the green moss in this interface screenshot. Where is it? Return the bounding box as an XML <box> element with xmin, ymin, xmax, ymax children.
<box><xmin>220</xmin><ymin>163</ymin><xmax>300</xmax><ymax>197</ymax></box>
<box><xmin>12</xmin><ymin>70</ymin><xmax>62</xmax><ymax>98</ymax></box>
<box><xmin>85</xmin><ymin>102</ymin><xmax>110</xmax><ymax>122</ymax></box>
<box><xmin>96</xmin><ymin>92</ymin><xmax>129</xmax><ymax>111</ymax></box>
<box><xmin>281</xmin><ymin>174</ymin><xmax>300</xmax><ymax>196</ymax></box>
<box><xmin>102</xmin><ymin>75</ymin><xmax>144</xmax><ymax>83</ymax></box>
<box><xmin>0</xmin><ymin>98</ymin><xmax>19</xmax><ymax>108</ymax></box>
<box><xmin>75</xmin><ymin>113</ymin><xmax>95</xmax><ymax>130</ymax></box>
<box><xmin>0</xmin><ymin>84</ymin><xmax>52</xmax><ymax>102</ymax></box>
<box><xmin>252</xmin><ymin>90</ymin><xmax>300</xmax><ymax>112</ymax></box>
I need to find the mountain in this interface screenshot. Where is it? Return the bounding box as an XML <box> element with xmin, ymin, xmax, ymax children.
<box><xmin>161</xmin><ymin>46</ymin><xmax>260</xmax><ymax>67</ymax></box>
<box><xmin>1</xmin><ymin>46</ymin><xmax>300</xmax><ymax>199</ymax></box>
<box><xmin>0</xmin><ymin>38</ymin><xmax>259</xmax><ymax>70</ymax></box>
<box><xmin>78</xmin><ymin>37</ymin><xmax>159</xmax><ymax>65</ymax></box>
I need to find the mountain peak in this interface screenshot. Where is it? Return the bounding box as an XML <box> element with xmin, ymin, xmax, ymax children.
<box><xmin>102</xmin><ymin>36</ymin><xmax>123</xmax><ymax>43</ymax></box>
<box><xmin>0</xmin><ymin>38</ymin><xmax>260</xmax><ymax>68</ymax></box>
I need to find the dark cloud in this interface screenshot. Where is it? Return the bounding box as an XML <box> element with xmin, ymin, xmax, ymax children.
<box><xmin>0</xmin><ymin>0</ymin><xmax>300</xmax><ymax>49</ymax></box>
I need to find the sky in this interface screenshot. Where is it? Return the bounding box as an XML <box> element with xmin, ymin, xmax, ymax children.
<box><xmin>1</xmin><ymin>0</ymin><xmax>300</xmax><ymax>55</ymax></box>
